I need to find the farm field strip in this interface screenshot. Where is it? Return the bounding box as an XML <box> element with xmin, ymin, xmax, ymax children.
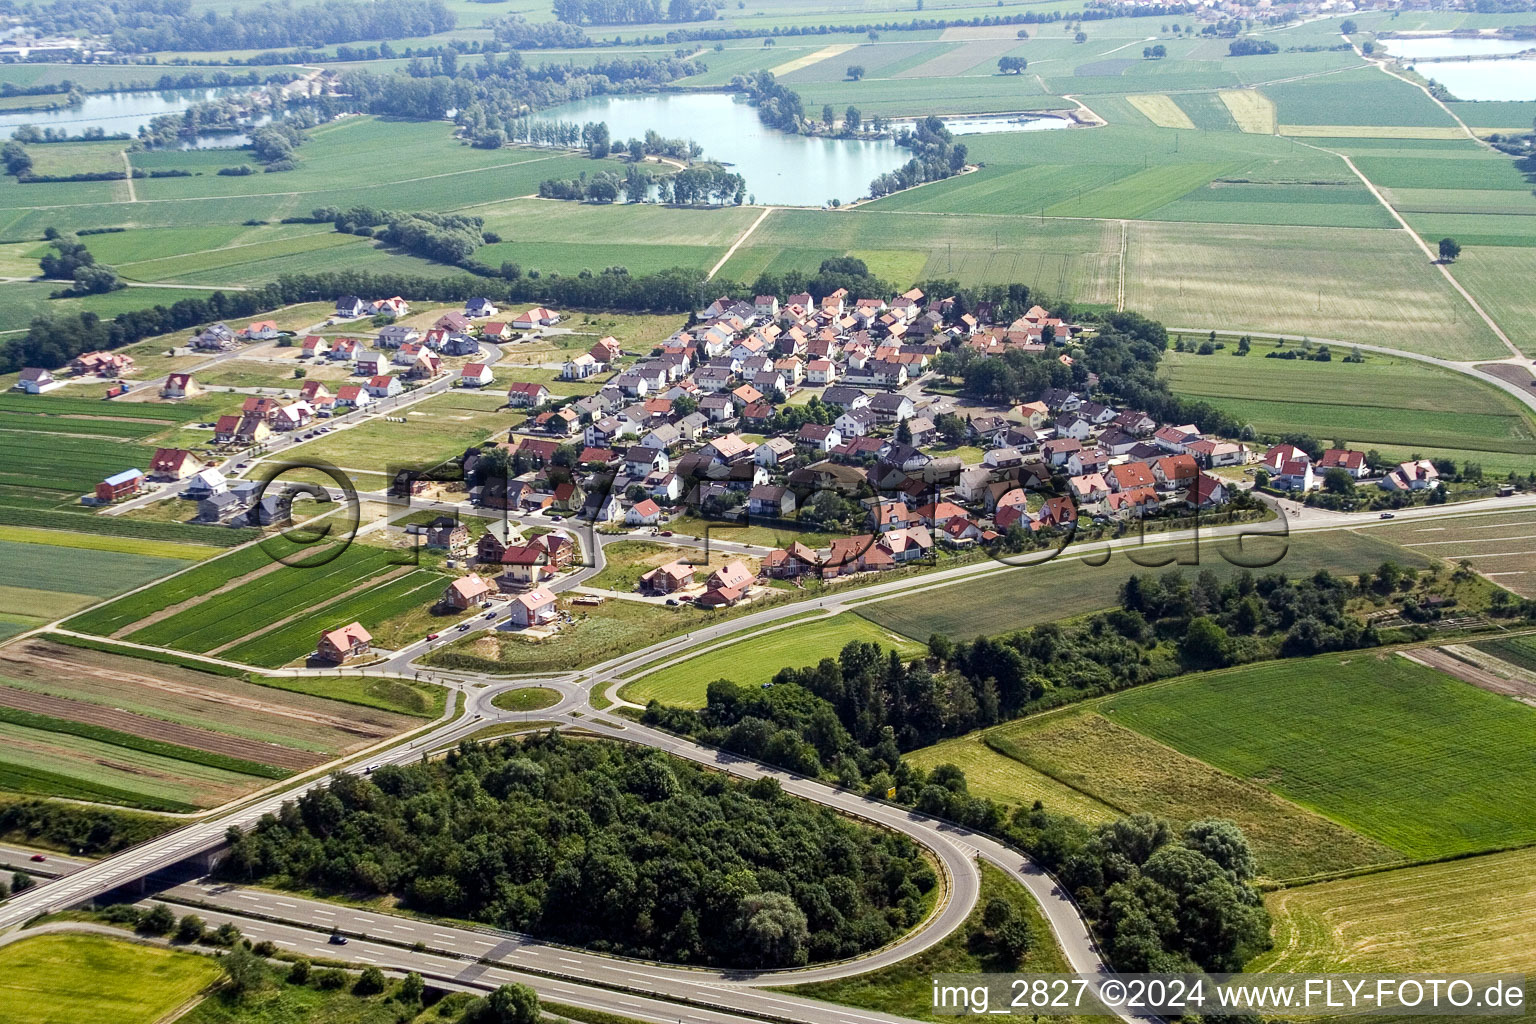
<box><xmin>1101</xmin><ymin>652</ymin><xmax>1536</xmax><ymax>860</ymax></box>
<box><xmin>983</xmin><ymin>711</ymin><xmax>1401</xmax><ymax>881</ymax></box>
<box><xmin>0</xmin><ymin>539</ymin><xmax>192</xmax><ymax>600</ymax></box>
<box><xmin>1254</xmin><ymin>846</ymin><xmax>1536</xmax><ymax>973</ymax></box>
<box><xmin>1127</xmin><ymin>94</ymin><xmax>1197</xmax><ymax>130</ymax></box>
<box><xmin>1219</xmin><ymin>88</ymin><xmax>1276</xmax><ymax>133</ymax></box>
<box><xmin>0</xmin><ymin>934</ymin><xmax>221</xmax><ymax>1024</ymax></box>
<box><xmin>223</xmin><ymin>567</ymin><xmax>446</xmax><ymax>668</ymax></box>
<box><xmin>125</xmin><ymin>543</ymin><xmax>409</xmax><ymax>652</ymax></box>
<box><xmin>0</xmin><ymin>523</ymin><xmax>223</xmax><ymax>560</ymax></box>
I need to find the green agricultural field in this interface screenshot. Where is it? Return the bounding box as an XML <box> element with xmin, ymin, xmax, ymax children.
<box><xmin>1267</xmin><ymin>68</ymin><xmax>1457</xmax><ymax>127</ymax></box>
<box><xmin>1121</xmin><ymin>219</ymin><xmax>1509</xmax><ymax>357</ymax></box>
<box><xmin>126</xmin><ymin>542</ymin><xmax>410</xmax><ymax>654</ymax></box>
<box><xmin>0</xmin><ymin>538</ymin><xmax>192</xmax><ymax>633</ymax></box>
<box><xmin>1254</xmin><ymin>846</ymin><xmax>1536</xmax><ymax>973</ymax></box>
<box><xmin>859</xmin><ymin>528</ymin><xmax>1429</xmax><ymax>642</ymax></box>
<box><xmin>222</xmin><ymin>567</ymin><xmax>445</xmax><ymax>668</ymax></box>
<box><xmin>1102</xmin><ymin>652</ymin><xmax>1536</xmax><ymax>860</ymax></box>
<box><xmin>984</xmin><ymin>711</ymin><xmax>1400</xmax><ymax>880</ymax></box>
<box><xmin>903</xmin><ymin>731</ymin><xmax>1119</xmax><ymax>823</ymax></box>
<box><xmin>1447</xmin><ymin>246</ymin><xmax>1536</xmax><ymax>356</ymax></box>
<box><xmin>0</xmin><ymin>934</ymin><xmax>220</xmax><ymax>1024</ymax></box>
<box><xmin>1473</xmin><ymin>634</ymin><xmax>1536</xmax><ymax>675</ymax></box>
<box><xmin>622</xmin><ymin>611</ymin><xmax>925</xmax><ymax>709</ymax></box>
<box><xmin>1159</xmin><ymin>349</ymin><xmax>1536</xmax><ymax>470</ymax></box>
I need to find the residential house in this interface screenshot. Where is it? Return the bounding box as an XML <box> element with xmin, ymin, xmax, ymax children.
<box><xmin>466</xmin><ymin>297</ymin><xmax>499</xmax><ymax>319</ymax></box>
<box><xmin>354</xmin><ymin>351</ymin><xmax>389</xmax><ymax>377</ymax></box>
<box><xmin>563</xmin><ymin>353</ymin><xmax>602</xmax><ymax>379</ymax></box>
<box><xmin>1151</xmin><ymin>454</ymin><xmax>1199</xmax><ymax>492</ymax></box>
<box><xmin>94</xmin><ymin>468</ymin><xmax>143</xmax><ymax>502</ymax></box>
<box><xmin>821</xmin><ymin>386</ymin><xmax>870</xmax><ymax>410</ymax></box>
<box><xmin>149</xmin><ymin>448</ymin><xmax>200</xmax><ymax>481</ymax></box>
<box><xmin>328</xmin><ymin>338</ymin><xmax>359</xmax><ymax>362</ymax></box>
<box><xmin>1108</xmin><ymin>461</ymin><xmax>1156</xmax><ymax>493</ymax></box>
<box><xmin>1069</xmin><ymin>472</ymin><xmax>1110</xmax><ymax>504</ymax></box>
<box><xmin>507</xmin><ymin>382</ymin><xmax>552</xmax><ymax>408</ymax></box>
<box><xmin>1154</xmin><ymin>424</ymin><xmax>1202</xmax><ymax>454</ymax></box>
<box><xmin>273</xmin><ymin>401</ymin><xmax>315</xmax><ymax>432</ymax></box>
<box><xmin>375</xmin><ymin>325</ymin><xmax>420</xmax><ymax>349</ymax></box>
<box><xmin>1380</xmin><ymin>459</ymin><xmax>1439</xmax><ymax>491</ymax></box>
<box><xmin>366</xmin><ymin>375</ymin><xmax>402</xmax><ymax>398</ymax></box>
<box><xmin>15</xmin><ymin>368</ymin><xmax>57</xmax><ymax>394</ymax></box>
<box><xmin>510</xmin><ymin>308</ymin><xmax>559</xmax><ymax>330</ymax></box>
<box><xmin>1184</xmin><ymin>439</ymin><xmax>1247</xmax><ymax>468</ymax></box>
<box><xmin>1041</xmin><ymin>438</ymin><xmax>1082</xmax><ymax>467</ymax></box>
<box><xmin>1320</xmin><ymin>449</ymin><xmax>1369</xmax><ymax>479</ymax></box>
<box><xmin>334</xmin><ymin>296</ymin><xmax>368</xmax><ymax>318</ymax></box>
<box><xmin>315</xmin><ymin>622</ymin><xmax>371</xmax><ymax>663</ymax></box>
<box><xmin>699</xmin><ymin>560</ymin><xmax>754</xmax><ymax>609</ymax></box>
<box><xmin>507</xmin><ymin>586</ymin><xmax>558</xmax><ymax>628</ymax></box>
<box><xmin>300</xmin><ymin>336</ymin><xmax>329</xmax><ymax>360</ymax></box>
<box><xmin>1187</xmin><ymin>474</ymin><xmax>1230</xmax><ymax>509</ymax></box>
<box><xmin>1105</xmin><ymin>486</ymin><xmax>1161</xmax><ymax>516</ymax></box>
<box><xmin>806</xmin><ymin>359</ymin><xmax>836</xmax><ymax>385</ymax></box>
<box><xmin>1263</xmin><ymin>443</ymin><xmax>1311</xmax><ymax>473</ymax></box>
<box><xmin>160</xmin><ymin>372</ymin><xmax>201</xmax><ymax>399</ymax></box>
<box><xmin>71</xmin><ymin>350</ymin><xmax>134</xmax><ymax>377</ymax></box>
<box><xmin>434</xmin><ymin>312</ymin><xmax>472</xmax><ymax>334</ymax></box>
<box><xmin>756</xmin><ymin>437</ymin><xmax>796</xmax><ymax>468</ymax></box>
<box><xmin>748</xmin><ymin>484</ymin><xmax>796</xmax><ymax>518</ymax></box>
<box><xmin>372</xmin><ymin>297</ymin><xmax>410</xmax><ymax>318</ymax></box>
<box><xmin>626</xmin><ymin>498</ymin><xmax>664</xmax><ymax>526</ymax></box>
<box><xmin>1272</xmin><ymin>459</ymin><xmax>1317</xmax><ymax>492</ymax></box>
<box><xmin>591</xmin><ymin>336</ymin><xmax>622</xmax><ymax>364</ymax></box>
<box><xmin>182</xmin><ymin>468</ymin><xmax>226</xmax><ymax>500</ymax></box>
<box><xmin>443</xmin><ymin>575</ymin><xmax>493</xmax><ymax>611</ymax></box>
<box><xmin>239</xmin><ymin>320</ymin><xmax>279</xmax><ymax>341</ymax></box>
<box><xmin>335</xmin><ymin>384</ymin><xmax>372</xmax><ymax>410</ymax></box>
<box><xmin>798</xmin><ymin>423</ymin><xmax>842</xmax><ymax>453</ymax></box>
<box><xmin>460</xmin><ymin>362</ymin><xmax>494</xmax><ymax>388</ymax></box>
<box><xmin>640</xmin><ymin>560</ymin><xmax>695</xmax><ymax>594</ymax></box>
<box><xmin>868</xmin><ymin>393</ymin><xmax>915</xmax><ymax>423</ymax></box>
<box><xmin>423</xmin><ymin>516</ymin><xmax>470</xmax><ymax>552</ymax></box>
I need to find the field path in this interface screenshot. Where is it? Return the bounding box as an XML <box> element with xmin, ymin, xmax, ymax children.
<box><xmin>707</xmin><ymin>205</ymin><xmax>774</xmax><ymax>280</ymax></box>
<box><xmin>1115</xmin><ymin>219</ymin><xmax>1128</xmax><ymax>311</ymax></box>
<box><xmin>1294</xmin><ymin>138</ymin><xmax>1523</xmax><ymax>360</ymax></box>
<box><xmin>119</xmin><ymin>151</ymin><xmax>136</xmax><ymax>204</ymax></box>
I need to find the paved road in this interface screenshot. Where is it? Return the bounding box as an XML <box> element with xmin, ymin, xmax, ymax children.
<box><xmin>0</xmin><ymin>843</ymin><xmax>87</xmax><ymax>879</ymax></box>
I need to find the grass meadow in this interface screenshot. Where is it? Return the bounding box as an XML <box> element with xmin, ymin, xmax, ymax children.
<box><xmin>902</xmin><ymin>731</ymin><xmax>1120</xmax><ymax>823</ymax></box>
<box><xmin>1102</xmin><ymin>652</ymin><xmax>1536</xmax><ymax>860</ymax></box>
<box><xmin>0</xmin><ymin>934</ymin><xmax>219</xmax><ymax>1024</ymax></box>
<box><xmin>986</xmin><ymin>710</ymin><xmax>1401</xmax><ymax>881</ymax></box>
<box><xmin>621</xmin><ymin>611</ymin><xmax>924</xmax><ymax>708</ymax></box>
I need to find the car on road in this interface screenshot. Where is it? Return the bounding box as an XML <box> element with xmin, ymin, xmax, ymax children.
<box><xmin>666</xmin><ymin>598</ymin><xmax>680</xmax><ymax>606</ymax></box>
<box><xmin>426</xmin><ymin>633</ymin><xmax>440</xmax><ymax>641</ymax></box>
<box><xmin>28</xmin><ymin>854</ymin><xmax>45</xmax><ymax>862</ymax></box>
<box><xmin>485</xmin><ymin>611</ymin><xmax>496</xmax><ymax>619</ymax></box>
<box><xmin>329</xmin><ymin>933</ymin><xmax>348</xmax><ymax>945</ymax></box>
<box><xmin>659</xmin><ymin>530</ymin><xmax>673</xmax><ymax>536</ymax></box>
<box><xmin>457</xmin><ymin>623</ymin><xmax>470</xmax><ymax>631</ymax></box>
<box><xmin>1380</xmin><ymin>512</ymin><xmax>1396</xmax><ymax>519</ymax></box>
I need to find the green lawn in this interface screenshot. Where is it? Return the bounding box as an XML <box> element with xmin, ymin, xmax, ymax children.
<box><xmin>491</xmin><ymin>686</ymin><xmax>563</xmax><ymax>712</ymax></box>
<box><xmin>1102</xmin><ymin>652</ymin><xmax>1536</xmax><ymax>860</ymax></box>
<box><xmin>0</xmin><ymin>934</ymin><xmax>218</xmax><ymax>1024</ymax></box>
<box><xmin>621</xmin><ymin>611</ymin><xmax>925</xmax><ymax>709</ymax></box>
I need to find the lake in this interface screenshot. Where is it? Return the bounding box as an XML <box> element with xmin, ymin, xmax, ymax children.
<box><xmin>536</xmin><ymin>92</ymin><xmax>1068</xmax><ymax>206</ymax></box>
<box><xmin>0</xmin><ymin>87</ymin><xmax>248</xmax><ymax>141</ymax></box>
<box><xmin>1408</xmin><ymin>58</ymin><xmax>1536</xmax><ymax>102</ymax></box>
<box><xmin>1385</xmin><ymin>36</ymin><xmax>1535</xmax><ymax>59</ymax></box>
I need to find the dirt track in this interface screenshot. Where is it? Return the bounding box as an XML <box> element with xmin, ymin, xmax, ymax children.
<box><xmin>1402</xmin><ymin>647</ymin><xmax>1536</xmax><ymax>707</ymax></box>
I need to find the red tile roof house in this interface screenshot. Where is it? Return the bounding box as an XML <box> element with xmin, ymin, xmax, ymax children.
<box><xmin>1319</xmin><ymin>448</ymin><xmax>1369</xmax><ymax>479</ymax></box>
<box><xmin>626</xmin><ymin>498</ymin><xmax>664</xmax><ymax>526</ymax></box>
<box><xmin>640</xmin><ymin>560</ymin><xmax>696</xmax><ymax>594</ymax></box>
<box><xmin>160</xmin><ymin>372</ymin><xmax>201</xmax><ymax>399</ymax></box>
<box><xmin>315</xmin><ymin>622</ymin><xmax>371</xmax><ymax>664</ymax></box>
<box><xmin>150</xmin><ymin>448</ymin><xmax>201</xmax><ymax>481</ymax></box>
<box><xmin>698</xmin><ymin>560</ymin><xmax>755</xmax><ymax>608</ymax></box>
<box><xmin>443</xmin><ymin>574</ymin><xmax>494</xmax><ymax>610</ymax></box>
<box><xmin>508</xmin><ymin>586</ymin><xmax>559</xmax><ymax>628</ymax></box>
<box><xmin>506</xmin><ymin>382</ymin><xmax>552</xmax><ymax>407</ymax></box>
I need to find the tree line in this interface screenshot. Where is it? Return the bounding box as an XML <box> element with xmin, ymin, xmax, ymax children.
<box><xmin>22</xmin><ymin>0</ymin><xmax>456</xmax><ymax>53</ymax></box>
<box><xmin>646</xmin><ymin>565</ymin><xmax>1387</xmax><ymax>775</ymax></box>
<box><xmin>869</xmin><ymin>115</ymin><xmax>967</xmax><ymax>199</ymax></box>
<box><xmin>552</xmin><ymin>0</ymin><xmax>719</xmax><ymax>26</ymax></box>
<box><xmin>219</xmin><ymin>732</ymin><xmax>934</xmax><ymax>969</ymax></box>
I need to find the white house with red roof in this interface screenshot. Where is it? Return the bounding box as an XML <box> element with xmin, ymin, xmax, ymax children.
<box><xmin>460</xmin><ymin>362</ymin><xmax>494</xmax><ymax>388</ymax></box>
<box><xmin>508</xmin><ymin>586</ymin><xmax>558</xmax><ymax>628</ymax></box>
<box><xmin>1319</xmin><ymin>448</ymin><xmax>1369</xmax><ymax>479</ymax></box>
<box><xmin>507</xmin><ymin>382</ymin><xmax>551</xmax><ymax>407</ymax></box>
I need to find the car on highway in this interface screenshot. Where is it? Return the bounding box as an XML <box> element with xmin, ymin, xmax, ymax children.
<box><xmin>457</xmin><ymin>623</ymin><xmax>471</xmax><ymax>631</ymax></box>
<box><xmin>426</xmin><ymin>633</ymin><xmax>440</xmax><ymax>641</ymax></box>
<box><xmin>329</xmin><ymin>933</ymin><xmax>348</xmax><ymax>945</ymax></box>
<box><xmin>28</xmin><ymin>854</ymin><xmax>45</xmax><ymax>862</ymax></box>
<box><xmin>485</xmin><ymin>611</ymin><xmax>496</xmax><ymax>618</ymax></box>
<box><xmin>1380</xmin><ymin>512</ymin><xmax>1396</xmax><ymax>519</ymax></box>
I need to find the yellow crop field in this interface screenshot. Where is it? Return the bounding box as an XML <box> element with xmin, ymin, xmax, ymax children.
<box><xmin>1127</xmin><ymin>94</ymin><xmax>1197</xmax><ymax>130</ymax></box>
<box><xmin>1219</xmin><ymin>89</ymin><xmax>1276</xmax><ymax>134</ymax></box>
<box><xmin>769</xmin><ymin>44</ymin><xmax>856</xmax><ymax>77</ymax></box>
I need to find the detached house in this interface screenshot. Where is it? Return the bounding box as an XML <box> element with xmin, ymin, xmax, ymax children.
<box><xmin>511</xmin><ymin>308</ymin><xmax>559</xmax><ymax>330</ymax></box>
<box><xmin>507</xmin><ymin>586</ymin><xmax>559</xmax><ymax>628</ymax></box>
<box><xmin>160</xmin><ymin>372</ymin><xmax>201</xmax><ymax>399</ymax></box>
<box><xmin>507</xmin><ymin>382</ymin><xmax>551</xmax><ymax>408</ymax></box>
<box><xmin>15</xmin><ymin>368</ymin><xmax>57</xmax><ymax>394</ymax></box>
<box><xmin>316</xmin><ymin>622</ymin><xmax>371</xmax><ymax>664</ymax></box>
<box><xmin>149</xmin><ymin>448</ymin><xmax>200</xmax><ymax>481</ymax></box>
<box><xmin>460</xmin><ymin>362</ymin><xmax>494</xmax><ymax>388</ymax></box>
<box><xmin>466</xmin><ymin>297</ymin><xmax>499</xmax><ymax>318</ymax></box>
